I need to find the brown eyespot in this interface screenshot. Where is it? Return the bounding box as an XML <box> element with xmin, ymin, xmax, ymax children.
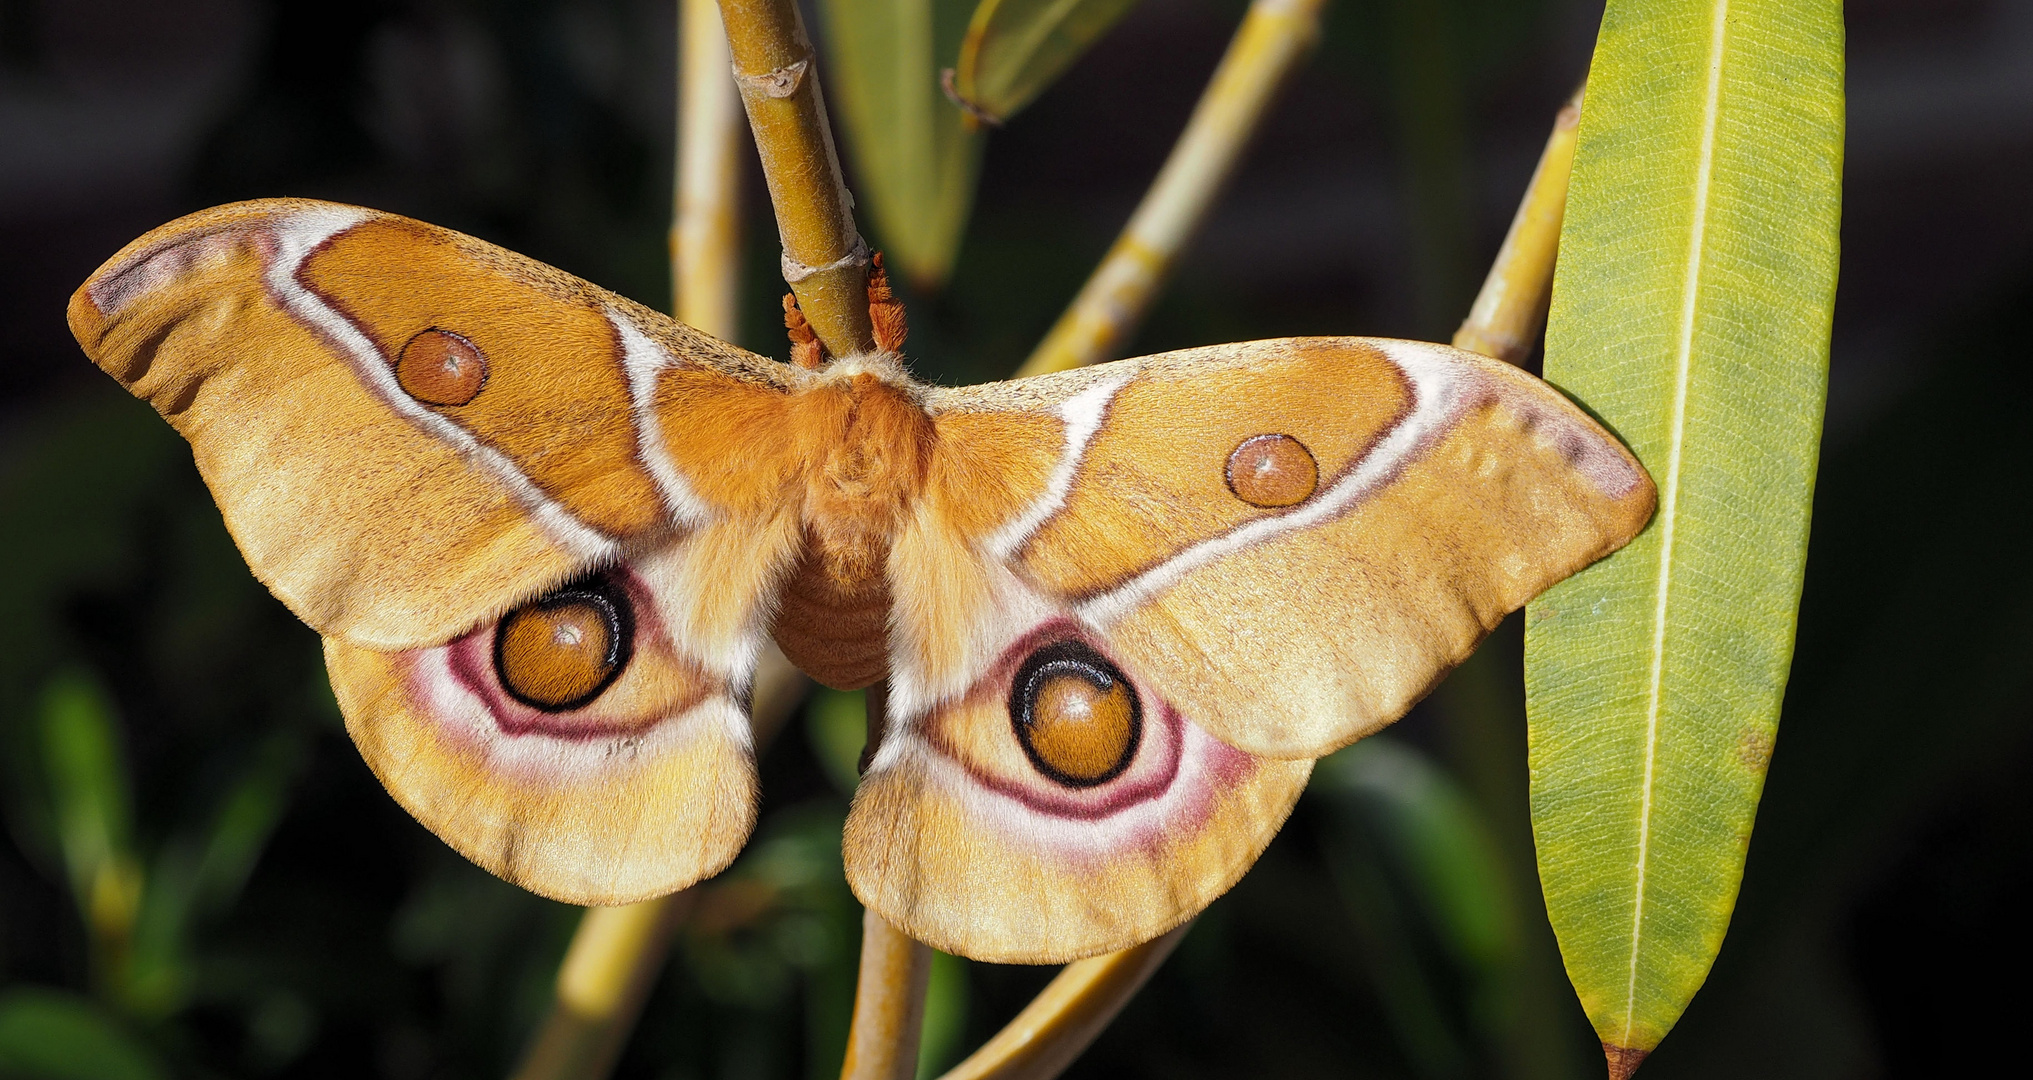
<box><xmin>1009</xmin><ymin>641</ymin><xmax>1141</xmax><ymax>788</ymax></box>
<box><xmin>494</xmin><ymin>576</ymin><xmax>633</xmax><ymax>711</ymax></box>
<box><xmin>1225</xmin><ymin>433</ymin><xmax>1318</xmax><ymax>508</ymax></box>
<box><xmin>396</xmin><ymin>328</ymin><xmax>488</xmax><ymax>406</ymax></box>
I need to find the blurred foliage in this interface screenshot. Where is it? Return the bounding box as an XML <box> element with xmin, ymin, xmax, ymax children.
<box><xmin>1314</xmin><ymin>737</ymin><xmax>1520</xmax><ymax>1080</ymax></box>
<box><xmin>817</xmin><ymin>0</ymin><xmax>983</xmax><ymax>290</ymax></box>
<box><xmin>0</xmin><ymin>987</ymin><xmax>164</xmax><ymax>1080</ymax></box>
<box><xmin>951</xmin><ymin>0</ymin><xmax>1145</xmax><ymax>126</ymax></box>
<box><xmin>2</xmin><ymin>0</ymin><xmax>2028</xmax><ymax>1078</ymax></box>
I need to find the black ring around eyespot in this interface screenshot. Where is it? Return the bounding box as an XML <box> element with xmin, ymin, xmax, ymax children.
<box><xmin>1007</xmin><ymin>640</ymin><xmax>1143</xmax><ymax>789</ymax></box>
<box><xmin>492</xmin><ymin>572</ymin><xmax>635</xmax><ymax>713</ymax></box>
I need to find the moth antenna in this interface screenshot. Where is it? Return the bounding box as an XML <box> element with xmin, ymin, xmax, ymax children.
<box><xmin>868</xmin><ymin>251</ymin><xmax>909</xmax><ymax>354</ymax></box>
<box><xmin>782</xmin><ymin>291</ymin><xmax>825</xmax><ymax>369</ymax></box>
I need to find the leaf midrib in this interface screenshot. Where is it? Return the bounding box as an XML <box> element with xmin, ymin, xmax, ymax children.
<box><xmin>1623</xmin><ymin>0</ymin><xmax>1732</xmax><ymax>1048</ymax></box>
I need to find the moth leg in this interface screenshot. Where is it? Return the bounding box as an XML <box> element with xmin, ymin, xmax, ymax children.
<box><xmin>867</xmin><ymin>251</ymin><xmax>908</xmax><ymax>353</ymax></box>
<box><xmin>779</xmin><ymin>252</ymin><xmax>906</xmax><ymax>363</ymax></box>
<box><xmin>782</xmin><ymin>291</ymin><xmax>825</xmax><ymax>369</ymax></box>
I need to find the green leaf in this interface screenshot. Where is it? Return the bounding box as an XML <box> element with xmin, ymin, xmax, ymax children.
<box><xmin>952</xmin><ymin>0</ymin><xmax>1142</xmax><ymax>124</ymax></box>
<box><xmin>1525</xmin><ymin>0</ymin><xmax>1842</xmax><ymax>1069</ymax></box>
<box><xmin>806</xmin><ymin>688</ymin><xmax>867</xmax><ymax>798</ymax></box>
<box><xmin>0</xmin><ymin>987</ymin><xmax>166</xmax><ymax>1080</ymax></box>
<box><xmin>818</xmin><ymin>0</ymin><xmax>984</xmax><ymax>288</ymax></box>
<box><xmin>38</xmin><ymin>670</ymin><xmax>143</xmax><ymax>946</ymax></box>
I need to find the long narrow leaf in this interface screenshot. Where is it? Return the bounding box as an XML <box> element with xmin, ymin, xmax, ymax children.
<box><xmin>952</xmin><ymin>0</ymin><xmax>1141</xmax><ymax>124</ymax></box>
<box><xmin>39</xmin><ymin>670</ymin><xmax>144</xmax><ymax>948</ymax></box>
<box><xmin>1524</xmin><ymin>0</ymin><xmax>1843</xmax><ymax>1074</ymax></box>
<box><xmin>819</xmin><ymin>0</ymin><xmax>983</xmax><ymax>289</ymax></box>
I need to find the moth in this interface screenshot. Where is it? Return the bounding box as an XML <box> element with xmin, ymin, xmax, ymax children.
<box><xmin>69</xmin><ymin>200</ymin><xmax>1654</xmax><ymax>964</ymax></box>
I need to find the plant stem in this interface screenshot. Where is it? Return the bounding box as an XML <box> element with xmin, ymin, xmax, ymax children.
<box><xmin>934</xmin><ymin>924</ymin><xmax>1190</xmax><ymax>1080</ymax></box>
<box><xmin>1015</xmin><ymin>0</ymin><xmax>1328</xmax><ymax>377</ymax></box>
<box><xmin>713</xmin><ymin>4</ymin><xmax>932</xmax><ymax>1074</ymax></box>
<box><xmin>840</xmin><ymin>909</ymin><xmax>936</xmax><ymax>1080</ymax></box>
<box><xmin>718</xmin><ymin>0</ymin><xmax>876</xmax><ymax>358</ymax></box>
<box><xmin>506</xmin><ymin>8</ymin><xmax>814</xmax><ymax>1077</ymax></box>
<box><xmin>508</xmin><ymin>652</ymin><xmax>807</xmax><ymax>1080</ymax></box>
<box><xmin>510</xmin><ymin>895</ymin><xmax>693</xmax><ymax>1080</ymax></box>
<box><xmin>1451</xmin><ymin>85</ymin><xmax>1584</xmax><ymax>365</ymax></box>
<box><xmin>837</xmin><ymin>683</ymin><xmax>934</xmax><ymax>1080</ymax></box>
<box><xmin>674</xmin><ymin>0</ymin><xmax>746</xmax><ymax>335</ymax></box>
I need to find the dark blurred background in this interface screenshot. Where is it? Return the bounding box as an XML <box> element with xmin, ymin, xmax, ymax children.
<box><xmin>3</xmin><ymin>1</ymin><xmax>2031</xmax><ymax>1077</ymax></box>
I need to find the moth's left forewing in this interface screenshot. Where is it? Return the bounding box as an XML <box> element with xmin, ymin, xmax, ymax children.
<box><xmin>1037</xmin><ymin>339</ymin><xmax>1654</xmax><ymax>759</ymax></box>
<box><xmin>69</xmin><ymin>202</ymin><xmax>596</xmax><ymax>650</ymax></box>
<box><xmin>68</xmin><ymin>199</ymin><xmax>793</xmax><ymax>650</ymax></box>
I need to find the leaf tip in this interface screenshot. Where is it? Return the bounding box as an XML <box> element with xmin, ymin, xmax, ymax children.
<box><xmin>1603</xmin><ymin>1043</ymin><xmax>1649</xmax><ymax>1080</ymax></box>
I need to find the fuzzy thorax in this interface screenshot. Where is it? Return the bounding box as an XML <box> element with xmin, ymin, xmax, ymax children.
<box><xmin>772</xmin><ymin>352</ymin><xmax>934</xmax><ymax>689</ymax></box>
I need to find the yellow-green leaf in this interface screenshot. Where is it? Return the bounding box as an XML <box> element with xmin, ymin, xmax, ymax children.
<box><xmin>818</xmin><ymin>0</ymin><xmax>984</xmax><ymax>289</ymax></box>
<box><xmin>40</xmin><ymin>669</ymin><xmax>144</xmax><ymax>945</ymax></box>
<box><xmin>952</xmin><ymin>0</ymin><xmax>1141</xmax><ymax>125</ymax></box>
<box><xmin>1524</xmin><ymin>0</ymin><xmax>1842</xmax><ymax>1072</ymax></box>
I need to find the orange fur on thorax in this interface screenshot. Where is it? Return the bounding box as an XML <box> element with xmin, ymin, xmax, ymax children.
<box><xmin>771</xmin><ymin>369</ymin><xmax>933</xmax><ymax>689</ymax></box>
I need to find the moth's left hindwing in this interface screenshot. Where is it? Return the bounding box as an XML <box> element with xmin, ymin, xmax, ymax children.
<box><xmin>69</xmin><ymin>199</ymin><xmax>798</xmax><ymax>903</ymax></box>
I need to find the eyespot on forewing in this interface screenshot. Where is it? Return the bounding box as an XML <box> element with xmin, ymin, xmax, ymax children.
<box><xmin>396</xmin><ymin>328</ymin><xmax>489</xmax><ymax>406</ymax></box>
<box><xmin>1225</xmin><ymin>433</ymin><xmax>1318</xmax><ymax>508</ymax></box>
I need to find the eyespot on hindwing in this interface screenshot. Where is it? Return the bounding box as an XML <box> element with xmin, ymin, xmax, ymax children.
<box><xmin>1008</xmin><ymin>640</ymin><xmax>1142</xmax><ymax>788</ymax></box>
<box><xmin>494</xmin><ymin>574</ymin><xmax>634</xmax><ymax>711</ymax></box>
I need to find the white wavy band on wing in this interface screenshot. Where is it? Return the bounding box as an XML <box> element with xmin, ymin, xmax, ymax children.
<box><xmin>983</xmin><ymin>369</ymin><xmax>1135</xmax><ymax>561</ymax></box>
<box><xmin>1074</xmin><ymin>340</ymin><xmax>1470</xmax><ymax>628</ymax></box>
<box><xmin>264</xmin><ymin>206</ymin><xmax>621</xmax><ymax>567</ymax></box>
<box><xmin>609</xmin><ymin>308</ymin><xmax>716</xmax><ymax>529</ymax></box>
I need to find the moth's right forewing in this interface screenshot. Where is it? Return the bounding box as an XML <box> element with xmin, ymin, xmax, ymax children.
<box><xmin>68</xmin><ymin>199</ymin><xmax>795</xmax><ymax>653</ymax></box>
<box><xmin>996</xmin><ymin>340</ymin><xmax>1655</xmax><ymax>759</ymax></box>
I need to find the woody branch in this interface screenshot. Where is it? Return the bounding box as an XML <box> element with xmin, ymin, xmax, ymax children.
<box><xmin>1452</xmin><ymin>84</ymin><xmax>1585</xmax><ymax>365</ymax></box>
<box><xmin>1016</xmin><ymin>0</ymin><xmax>1329</xmax><ymax>377</ymax></box>
<box><xmin>718</xmin><ymin>0</ymin><xmax>877</xmax><ymax>358</ymax></box>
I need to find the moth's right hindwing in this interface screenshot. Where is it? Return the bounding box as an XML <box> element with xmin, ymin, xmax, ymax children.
<box><xmin>846</xmin><ymin>621</ymin><xmax>1313</xmax><ymax>964</ymax></box>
